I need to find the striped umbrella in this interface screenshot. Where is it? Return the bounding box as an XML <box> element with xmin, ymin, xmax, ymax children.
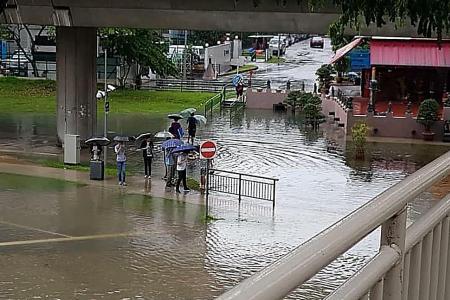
<box><xmin>162</xmin><ymin>138</ymin><xmax>183</xmax><ymax>149</ymax></box>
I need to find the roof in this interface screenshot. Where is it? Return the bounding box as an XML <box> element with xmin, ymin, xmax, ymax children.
<box><xmin>330</xmin><ymin>38</ymin><xmax>364</xmax><ymax>64</ymax></box>
<box><xmin>371</xmin><ymin>39</ymin><xmax>450</xmax><ymax>68</ymax></box>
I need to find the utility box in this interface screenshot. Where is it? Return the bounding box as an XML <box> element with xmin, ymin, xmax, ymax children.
<box><xmin>90</xmin><ymin>160</ymin><xmax>104</xmax><ymax>180</ymax></box>
<box><xmin>64</xmin><ymin>134</ymin><xmax>80</xmax><ymax>164</ymax></box>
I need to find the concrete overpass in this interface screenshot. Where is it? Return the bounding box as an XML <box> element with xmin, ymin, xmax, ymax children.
<box><xmin>0</xmin><ymin>0</ymin><xmax>433</xmax><ymax>142</ymax></box>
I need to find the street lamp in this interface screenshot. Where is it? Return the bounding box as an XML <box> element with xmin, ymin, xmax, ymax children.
<box><xmin>96</xmin><ymin>82</ymin><xmax>116</xmax><ymax>168</ymax></box>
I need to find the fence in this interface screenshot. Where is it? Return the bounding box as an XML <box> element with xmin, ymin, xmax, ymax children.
<box><xmin>141</xmin><ymin>78</ymin><xmax>228</xmax><ymax>92</ymax></box>
<box><xmin>229</xmin><ymin>101</ymin><xmax>245</xmax><ymax>125</ymax></box>
<box><xmin>218</xmin><ymin>151</ymin><xmax>450</xmax><ymax>300</ymax></box>
<box><xmin>208</xmin><ymin>169</ymin><xmax>278</xmax><ymax>208</ymax></box>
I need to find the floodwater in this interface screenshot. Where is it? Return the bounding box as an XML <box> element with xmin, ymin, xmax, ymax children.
<box><xmin>0</xmin><ymin>109</ymin><xmax>449</xmax><ymax>299</ymax></box>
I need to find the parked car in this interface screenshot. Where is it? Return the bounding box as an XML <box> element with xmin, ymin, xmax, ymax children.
<box><xmin>6</xmin><ymin>50</ymin><xmax>31</xmax><ymax>76</ymax></box>
<box><xmin>269</xmin><ymin>36</ymin><xmax>287</xmax><ymax>55</ymax></box>
<box><xmin>310</xmin><ymin>37</ymin><xmax>324</xmax><ymax>49</ymax></box>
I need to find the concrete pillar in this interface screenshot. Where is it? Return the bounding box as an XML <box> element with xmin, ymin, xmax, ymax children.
<box><xmin>56</xmin><ymin>27</ymin><xmax>97</xmax><ymax>144</ymax></box>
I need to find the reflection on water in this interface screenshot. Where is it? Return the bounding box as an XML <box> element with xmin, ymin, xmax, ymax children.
<box><xmin>0</xmin><ymin>110</ymin><xmax>448</xmax><ymax>299</ymax></box>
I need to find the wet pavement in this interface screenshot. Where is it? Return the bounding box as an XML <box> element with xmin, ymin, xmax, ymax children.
<box><xmin>0</xmin><ymin>109</ymin><xmax>449</xmax><ymax>299</ymax></box>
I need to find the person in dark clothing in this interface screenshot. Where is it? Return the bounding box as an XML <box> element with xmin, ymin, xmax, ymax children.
<box><xmin>187</xmin><ymin>113</ymin><xmax>197</xmax><ymax>144</ymax></box>
<box><xmin>169</xmin><ymin>119</ymin><xmax>183</xmax><ymax>139</ymax></box>
<box><xmin>236</xmin><ymin>83</ymin><xmax>244</xmax><ymax>100</ymax></box>
<box><xmin>140</xmin><ymin>137</ymin><xmax>154</xmax><ymax>179</ymax></box>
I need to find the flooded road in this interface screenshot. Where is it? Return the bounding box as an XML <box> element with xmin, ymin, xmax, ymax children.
<box><xmin>0</xmin><ymin>109</ymin><xmax>449</xmax><ymax>299</ymax></box>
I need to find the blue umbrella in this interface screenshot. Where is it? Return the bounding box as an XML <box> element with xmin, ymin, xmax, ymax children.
<box><xmin>232</xmin><ymin>74</ymin><xmax>244</xmax><ymax>87</ymax></box>
<box><xmin>171</xmin><ymin>144</ymin><xmax>198</xmax><ymax>154</ymax></box>
<box><xmin>162</xmin><ymin>138</ymin><xmax>183</xmax><ymax>149</ymax></box>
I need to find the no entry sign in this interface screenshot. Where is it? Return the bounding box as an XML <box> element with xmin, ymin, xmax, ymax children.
<box><xmin>200</xmin><ymin>140</ymin><xmax>217</xmax><ymax>159</ymax></box>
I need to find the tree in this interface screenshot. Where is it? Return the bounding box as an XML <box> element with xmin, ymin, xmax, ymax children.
<box><xmin>0</xmin><ymin>24</ymin><xmax>51</xmax><ymax>77</ymax></box>
<box><xmin>100</xmin><ymin>28</ymin><xmax>178</xmax><ymax>88</ymax></box>
<box><xmin>250</xmin><ymin>0</ymin><xmax>450</xmax><ymax>42</ymax></box>
<box><xmin>351</xmin><ymin>122</ymin><xmax>369</xmax><ymax>158</ymax></box>
<box><xmin>417</xmin><ymin>99</ymin><xmax>440</xmax><ymax>132</ymax></box>
<box><xmin>315</xmin><ymin>64</ymin><xmax>334</xmax><ymax>92</ymax></box>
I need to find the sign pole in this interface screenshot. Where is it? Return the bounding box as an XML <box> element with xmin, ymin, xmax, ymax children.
<box><xmin>205</xmin><ymin>159</ymin><xmax>210</xmax><ymax>219</ymax></box>
<box><xmin>103</xmin><ymin>48</ymin><xmax>108</xmax><ymax>170</ymax></box>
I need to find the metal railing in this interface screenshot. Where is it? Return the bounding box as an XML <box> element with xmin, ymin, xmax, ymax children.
<box><xmin>218</xmin><ymin>151</ymin><xmax>450</xmax><ymax>300</ymax></box>
<box><xmin>141</xmin><ymin>78</ymin><xmax>228</xmax><ymax>92</ymax></box>
<box><xmin>204</xmin><ymin>92</ymin><xmax>224</xmax><ymax>116</ymax></box>
<box><xmin>208</xmin><ymin>169</ymin><xmax>278</xmax><ymax>208</ymax></box>
<box><xmin>229</xmin><ymin>100</ymin><xmax>246</xmax><ymax>125</ymax></box>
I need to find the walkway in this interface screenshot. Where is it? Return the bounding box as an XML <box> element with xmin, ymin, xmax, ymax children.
<box><xmin>0</xmin><ymin>160</ymin><xmax>205</xmax><ymax>206</ymax></box>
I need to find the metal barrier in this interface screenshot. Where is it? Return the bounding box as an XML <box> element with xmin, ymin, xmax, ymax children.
<box><xmin>142</xmin><ymin>78</ymin><xmax>228</xmax><ymax>92</ymax></box>
<box><xmin>218</xmin><ymin>151</ymin><xmax>450</xmax><ymax>300</ymax></box>
<box><xmin>208</xmin><ymin>169</ymin><xmax>278</xmax><ymax>208</ymax></box>
<box><xmin>204</xmin><ymin>92</ymin><xmax>223</xmax><ymax>116</ymax></box>
<box><xmin>229</xmin><ymin>101</ymin><xmax>245</xmax><ymax>125</ymax></box>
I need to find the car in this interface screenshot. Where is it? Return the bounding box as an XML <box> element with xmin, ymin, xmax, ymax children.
<box><xmin>5</xmin><ymin>50</ymin><xmax>31</xmax><ymax>76</ymax></box>
<box><xmin>269</xmin><ymin>36</ymin><xmax>287</xmax><ymax>55</ymax></box>
<box><xmin>310</xmin><ymin>37</ymin><xmax>324</xmax><ymax>49</ymax></box>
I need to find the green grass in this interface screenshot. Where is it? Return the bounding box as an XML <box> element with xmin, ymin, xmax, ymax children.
<box><xmin>0</xmin><ymin>77</ymin><xmax>216</xmax><ymax>114</ymax></box>
<box><xmin>221</xmin><ymin>64</ymin><xmax>258</xmax><ymax>76</ymax></box>
<box><xmin>37</xmin><ymin>159</ymin><xmax>117</xmax><ymax>177</ymax></box>
<box><xmin>267</xmin><ymin>57</ymin><xmax>286</xmax><ymax>64</ymax></box>
<box><xmin>187</xmin><ymin>177</ymin><xmax>201</xmax><ymax>191</ymax></box>
<box><xmin>98</xmin><ymin>90</ymin><xmax>216</xmax><ymax>114</ymax></box>
<box><xmin>0</xmin><ymin>172</ymin><xmax>83</xmax><ymax>192</ymax></box>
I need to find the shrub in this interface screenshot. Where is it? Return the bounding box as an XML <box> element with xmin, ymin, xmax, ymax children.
<box><xmin>417</xmin><ymin>99</ymin><xmax>440</xmax><ymax>132</ymax></box>
<box><xmin>352</xmin><ymin>122</ymin><xmax>369</xmax><ymax>154</ymax></box>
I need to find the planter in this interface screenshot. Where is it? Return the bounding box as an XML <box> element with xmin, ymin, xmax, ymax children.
<box><xmin>422</xmin><ymin>132</ymin><xmax>436</xmax><ymax>141</ymax></box>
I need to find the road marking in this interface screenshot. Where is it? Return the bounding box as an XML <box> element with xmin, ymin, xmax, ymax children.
<box><xmin>0</xmin><ymin>220</ymin><xmax>72</xmax><ymax>238</ymax></box>
<box><xmin>0</xmin><ymin>232</ymin><xmax>135</xmax><ymax>247</ymax></box>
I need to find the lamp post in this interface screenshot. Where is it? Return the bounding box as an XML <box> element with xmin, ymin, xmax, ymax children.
<box><xmin>103</xmin><ymin>48</ymin><xmax>108</xmax><ymax>166</ymax></box>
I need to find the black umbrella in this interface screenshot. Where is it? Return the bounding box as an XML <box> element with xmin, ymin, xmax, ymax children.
<box><xmin>113</xmin><ymin>136</ymin><xmax>130</xmax><ymax>142</ymax></box>
<box><xmin>135</xmin><ymin>132</ymin><xmax>153</xmax><ymax>141</ymax></box>
<box><xmin>85</xmin><ymin>137</ymin><xmax>111</xmax><ymax>146</ymax></box>
<box><xmin>168</xmin><ymin>113</ymin><xmax>183</xmax><ymax>120</ymax></box>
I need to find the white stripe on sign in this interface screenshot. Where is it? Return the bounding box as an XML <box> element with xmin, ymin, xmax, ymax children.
<box><xmin>201</xmin><ymin>148</ymin><xmax>216</xmax><ymax>152</ymax></box>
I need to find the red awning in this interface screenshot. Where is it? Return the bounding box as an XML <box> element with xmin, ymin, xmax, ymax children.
<box><xmin>330</xmin><ymin>38</ymin><xmax>363</xmax><ymax>64</ymax></box>
<box><xmin>371</xmin><ymin>40</ymin><xmax>450</xmax><ymax>68</ymax></box>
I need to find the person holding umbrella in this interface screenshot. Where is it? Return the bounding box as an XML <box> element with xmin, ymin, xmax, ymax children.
<box><xmin>140</xmin><ymin>137</ymin><xmax>154</xmax><ymax>179</ymax></box>
<box><xmin>187</xmin><ymin>112</ymin><xmax>197</xmax><ymax>144</ymax></box>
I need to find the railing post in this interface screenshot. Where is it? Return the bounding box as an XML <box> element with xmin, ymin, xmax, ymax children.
<box><xmin>381</xmin><ymin>205</ymin><xmax>407</xmax><ymax>300</ymax></box>
<box><xmin>272</xmin><ymin>180</ymin><xmax>276</xmax><ymax>209</ymax></box>
<box><xmin>238</xmin><ymin>174</ymin><xmax>242</xmax><ymax>205</ymax></box>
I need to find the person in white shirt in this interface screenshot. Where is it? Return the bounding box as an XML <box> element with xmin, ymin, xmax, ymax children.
<box><xmin>114</xmin><ymin>142</ymin><xmax>127</xmax><ymax>186</ymax></box>
<box><xmin>176</xmin><ymin>152</ymin><xmax>189</xmax><ymax>193</ymax></box>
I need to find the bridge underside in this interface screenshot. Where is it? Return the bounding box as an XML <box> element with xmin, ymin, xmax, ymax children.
<box><xmin>1</xmin><ymin>0</ymin><xmax>433</xmax><ymax>36</ymax></box>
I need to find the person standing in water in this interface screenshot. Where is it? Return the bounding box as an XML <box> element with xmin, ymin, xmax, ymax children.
<box><xmin>176</xmin><ymin>152</ymin><xmax>189</xmax><ymax>193</ymax></box>
<box><xmin>187</xmin><ymin>113</ymin><xmax>197</xmax><ymax>144</ymax></box>
<box><xmin>140</xmin><ymin>137</ymin><xmax>153</xmax><ymax>179</ymax></box>
<box><xmin>115</xmin><ymin>141</ymin><xmax>127</xmax><ymax>186</ymax></box>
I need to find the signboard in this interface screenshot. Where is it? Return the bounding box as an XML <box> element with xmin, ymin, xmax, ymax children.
<box><xmin>349</xmin><ymin>49</ymin><xmax>370</xmax><ymax>72</ymax></box>
<box><xmin>200</xmin><ymin>140</ymin><xmax>217</xmax><ymax>159</ymax></box>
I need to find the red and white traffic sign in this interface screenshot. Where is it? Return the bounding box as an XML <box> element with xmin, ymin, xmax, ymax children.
<box><xmin>200</xmin><ymin>140</ymin><xmax>217</xmax><ymax>159</ymax></box>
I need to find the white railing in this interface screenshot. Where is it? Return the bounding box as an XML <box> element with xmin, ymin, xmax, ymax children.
<box><xmin>218</xmin><ymin>151</ymin><xmax>450</xmax><ymax>300</ymax></box>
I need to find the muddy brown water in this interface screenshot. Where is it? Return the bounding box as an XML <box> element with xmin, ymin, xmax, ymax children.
<box><xmin>0</xmin><ymin>109</ymin><xmax>449</xmax><ymax>299</ymax></box>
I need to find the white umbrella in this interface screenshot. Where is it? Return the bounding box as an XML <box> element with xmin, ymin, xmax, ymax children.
<box><xmin>194</xmin><ymin>115</ymin><xmax>207</xmax><ymax>125</ymax></box>
<box><xmin>155</xmin><ymin>131</ymin><xmax>173</xmax><ymax>139</ymax></box>
<box><xmin>180</xmin><ymin>108</ymin><xmax>197</xmax><ymax>118</ymax></box>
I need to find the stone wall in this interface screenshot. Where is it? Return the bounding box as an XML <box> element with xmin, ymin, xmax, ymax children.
<box><xmin>246</xmin><ymin>89</ymin><xmax>288</xmax><ymax>109</ymax></box>
<box><xmin>322</xmin><ymin>95</ymin><xmax>450</xmax><ymax>140</ymax></box>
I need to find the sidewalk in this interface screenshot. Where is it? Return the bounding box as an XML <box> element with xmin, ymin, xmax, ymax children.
<box><xmin>0</xmin><ymin>160</ymin><xmax>205</xmax><ymax>206</ymax></box>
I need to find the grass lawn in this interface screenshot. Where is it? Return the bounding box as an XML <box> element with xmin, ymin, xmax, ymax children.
<box><xmin>220</xmin><ymin>64</ymin><xmax>258</xmax><ymax>76</ymax></box>
<box><xmin>0</xmin><ymin>77</ymin><xmax>216</xmax><ymax>114</ymax></box>
<box><xmin>267</xmin><ymin>57</ymin><xmax>286</xmax><ymax>64</ymax></box>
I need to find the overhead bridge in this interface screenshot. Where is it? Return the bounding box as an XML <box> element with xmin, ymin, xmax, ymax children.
<box><xmin>1</xmin><ymin>0</ymin><xmax>432</xmax><ymax>36</ymax></box>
